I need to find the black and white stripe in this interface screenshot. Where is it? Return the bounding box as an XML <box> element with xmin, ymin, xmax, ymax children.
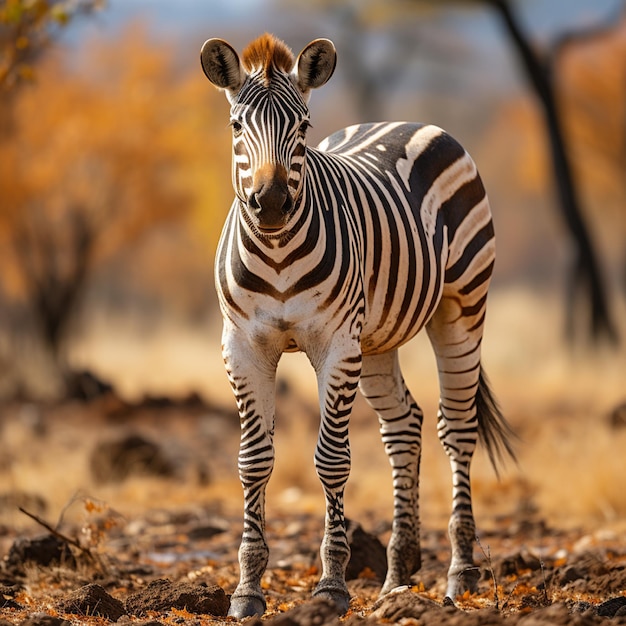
<box><xmin>201</xmin><ymin>34</ymin><xmax>515</xmax><ymax>619</ymax></box>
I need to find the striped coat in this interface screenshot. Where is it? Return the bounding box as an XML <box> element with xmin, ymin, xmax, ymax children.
<box><xmin>201</xmin><ymin>33</ymin><xmax>515</xmax><ymax>618</ymax></box>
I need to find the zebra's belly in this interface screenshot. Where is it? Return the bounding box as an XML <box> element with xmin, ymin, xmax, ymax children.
<box><xmin>359</xmin><ymin>312</ymin><xmax>428</xmax><ymax>356</ymax></box>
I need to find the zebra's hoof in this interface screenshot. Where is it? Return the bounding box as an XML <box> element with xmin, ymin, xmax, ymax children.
<box><xmin>228</xmin><ymin>595</ymin><xmax>266</xmax><ymax>618</ymax></box>
<box><xmin>445</xmin><ymin>565</ymin><xmax>480</xmax><ymax>602</ymax></box>
<box><xmin>312</xmin><ymin>585</ymin><xmax>350</xmax><ymax>615</ymax></box>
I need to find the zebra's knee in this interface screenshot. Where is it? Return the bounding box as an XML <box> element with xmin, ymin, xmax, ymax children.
<box><xmin>314</xmin><ymin>446</ymin><xmax>351</xmax><ymax>491</ymax></box>
<box><xmin>238</xmin><ymin>439</ymin><xmax>275</xmax><ymax>487</ymax></box>
<box><xmin>437</xmin><ymin>410</ymin><xmax>478</xmax><ymax>455</ymax></box>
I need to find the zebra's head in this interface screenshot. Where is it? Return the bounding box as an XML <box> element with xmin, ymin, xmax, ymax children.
<box><xmin>201</xmin><ymin>34</ymin><xmax>336</xmax><ymax>234</ymax></box>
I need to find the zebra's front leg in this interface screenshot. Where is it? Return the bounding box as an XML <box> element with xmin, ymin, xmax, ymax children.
<box><xmin>310</xmin><ymin>342</ymin><xmax>362</xmax><ymax>614</ymax></box>
<box><xmin>222</xmin><ymin>330</ymin><xmax>279</xmax><ymax>619</ymax></box>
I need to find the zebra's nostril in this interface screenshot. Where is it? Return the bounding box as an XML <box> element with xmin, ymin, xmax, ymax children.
<box><xmin>249</xmin><ymin>193</ymin><xmax>261</xmax><ymax>211</ymax></box>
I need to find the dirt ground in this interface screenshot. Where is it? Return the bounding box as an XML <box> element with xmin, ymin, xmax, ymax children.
<box><xmin>0</xmin><ymin>289</ymin><xmax>625</xmax><ymax>625</ymax></box>
<box><xmin>1</xmin><ymin>387</ymin><xmax>625</xmax><ymax>626</ymax></box>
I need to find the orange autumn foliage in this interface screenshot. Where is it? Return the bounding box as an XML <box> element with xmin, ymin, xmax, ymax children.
<box><xmin>558</xmin><ymin>16</ymin><xmax>626</xmax><ymax>209</ymax></box>
<box><xmin>0</xmin><ymin>24</ymin><xmax>231</xmax><ymax>302</ymax></box>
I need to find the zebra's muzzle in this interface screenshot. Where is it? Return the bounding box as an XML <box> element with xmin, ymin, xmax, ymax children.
<box><xmin>248</xmin><ymin>163</ymin><xmax>293</xmax><ymax>231</ymax></box>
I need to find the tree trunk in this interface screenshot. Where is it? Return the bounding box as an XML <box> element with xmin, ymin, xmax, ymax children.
<box><xmin>485</xmin><ymin>0</ymin><xmax>618</xmax><ymax>343</ymax></box>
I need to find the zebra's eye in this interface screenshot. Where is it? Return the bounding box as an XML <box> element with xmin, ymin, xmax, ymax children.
<box><xmin>230</xmin><ymin>120</ymin><xmax>243</xmax><ymax>136</ymax></box>
<box><xmin>298</xmin><ymin>120</ymin><xmax>311</xmax><ymax>136</ymax></box>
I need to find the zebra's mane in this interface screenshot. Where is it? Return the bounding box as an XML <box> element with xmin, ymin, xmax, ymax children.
<box><xmin>242</xmin><ymin>33</ymin><xmax>295</xmax><ymax>85</ymax></box>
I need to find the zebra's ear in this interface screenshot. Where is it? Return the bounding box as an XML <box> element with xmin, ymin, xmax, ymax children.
<box><xmin>293</xmin><ymin>38</ymin><xmax>336</xmax><ymax>98</ymax></box>
<box><xmin>201</xmin><ymin>38</ymin><xmax>246</xmax><ymax>99</ymax></box>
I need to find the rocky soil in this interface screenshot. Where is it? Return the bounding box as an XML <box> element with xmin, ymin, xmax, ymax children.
<box><xmin>1</xmin><ymin>399</ymin><xmax>625</xmax><ymax>625</ymax></box>
<box><xmin>1</xmin><ymin>495</ymin><xmax>626</xmax><ymax>625</ymax></box>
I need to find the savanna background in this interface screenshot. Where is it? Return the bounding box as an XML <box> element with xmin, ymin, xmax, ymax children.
<box><xmin>1</xmin><ymin>0</ymin><xmax>626</xmax><ymax>623</ymax></box>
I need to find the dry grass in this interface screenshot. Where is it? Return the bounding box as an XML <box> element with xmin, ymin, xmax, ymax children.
<box><xmin>3</xmin><ymin>287</ymin><xmax>626</xmax><ymax>539</ymax></box>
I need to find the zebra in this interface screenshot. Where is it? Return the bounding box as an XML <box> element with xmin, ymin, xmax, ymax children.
<box><xmin>200</xmin><ymin>33</ymin><xmax>516</xmax><ymax>618</ymax></box>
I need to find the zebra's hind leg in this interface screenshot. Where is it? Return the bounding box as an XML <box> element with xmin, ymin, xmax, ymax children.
<box><xmin>359</xmin><ymin>351</ymin><xmax>424</xmax><ymax>596</ymax></box>
<box><xmin>426</xmin><ymin>294</ymin><xmax>487</xmax><ymax>603</ymax></box>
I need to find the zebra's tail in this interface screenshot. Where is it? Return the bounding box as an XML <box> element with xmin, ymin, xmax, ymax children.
<box><xmin>476</xmin><ymin>366</ymin><xmax>518</xmax><ymax>479</ymax></box>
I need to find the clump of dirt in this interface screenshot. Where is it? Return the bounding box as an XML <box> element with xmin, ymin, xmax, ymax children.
<box><xmin>5</xmin><ymin>535</ymin><xmax>76</xmax><ymax>575</ymax></box>
<box><xmin>552</xmin><ymin>551</ymin><xmax>626</xmax><ymax>595</ymax></box>
<box><xmin>125</xmin><ymin>578</ymin><xmax>229</xmax><ymax>617</ymax></box>
<box><xmin>370</xmin><ymin>588</ymin><xmax>447</xmax><ymax>621</ymax></box>
<box><xmin>57</xmin><ymin>583</ymin><xmax>126</xmax><ymax>620</ymax></box>
<box><xmin>345</xmin><ymin>521</ymin><xmax>387</xmax><ymax>583</ymax></box>
<box><xmin>89</xmin><ymin>433</ymin><xmax>176</xmax><ymax>483</ymax></box>
<box><xmin>249</xmin><ymin>598</ymin><xmax>339</xmax><ymax>626</ymax></box>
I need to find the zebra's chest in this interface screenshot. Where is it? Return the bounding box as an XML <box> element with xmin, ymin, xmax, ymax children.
<box><xmin>242</xmin><ymin>292</ymin><xmax>335</xmax><ymax>353</ymax></box>
<box><xmin>223</xmin><ymin>241</ymin><xmax>363</xmax><ymax>349</ymax></box>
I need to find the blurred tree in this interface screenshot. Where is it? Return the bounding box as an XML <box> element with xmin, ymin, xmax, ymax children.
<box><xmin>281</xmin><ymin>0</ymin><xmax>438</xmax><ymax>122</ymax></box>
<box><xmin>555</xmin><ymin>8</ymin><xmax>626</xmax><ymax>303</ymax></box>
<box><xmin>559</xmin><ymin>18</ymin><xmax>626</xmax><ymax>207</ymax></box>
<box><xmin>479</xmin><ymin>0</ymin><xmax>622</xmax><ymax>343</ymax></box>
<box><xmin>0</xmin><ymin>27</ymin><xmax>230</xmax><ymax>399</ymax></box>
<box><xmin>319</xmin><ymin>1</ymin><xmax>422</xmax><ymax>122</ymax></box>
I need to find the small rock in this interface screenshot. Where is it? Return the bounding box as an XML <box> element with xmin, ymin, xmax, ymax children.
<box><xmin>264</xmin><ymin>598</ymin><xmax>340</xmax><ymax>626</ymax></box>
<box><xmin>495</xmin><ymin>549</ymin><xmax>542</xmax><ymax>578</ymax></box>
<box><xmin>518</xmin><ymin>602</ymin><xmax>574</xmax><ymax>626</ymax></box>
<box><xmin>595</xmin><ymin>596</ymin><xmax>626</xmax><ymax>618</ymax></box>
<box><xmin>186</xmin><ymin>521</ymin><xmax>228</xmax><ymax>541</ymax></box>
<box><xmin>125</xmin><ymin>579</ymin><xmax>229</xmax><ymax>617</ymax></box>
<box><xmin>57</xmin><ymin>583</ymin><xmax>126</xmax><ymax>620</ymax></box>
<box><xmin>571</xmin><ymin>601</ymin><xmax>594</xmax><ymax>614</ymax></box>
<box><xmin>345</xmin><ymin>520</ymin><xmax>387</xmax><ymax>582</ymax></box>
<box><xmin>608</xmin><ymin>401</ymin><xmax>626</xmax><ymax>428</ymax></box>
<box><xmin>558</xmin><ymin>565</ymin><xmax>584</xmax><ymax>585</ymax></box>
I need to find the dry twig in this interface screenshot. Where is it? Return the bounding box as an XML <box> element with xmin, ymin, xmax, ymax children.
<box><xmin>17</xmin><ymin>505</ymin><xmax>101</xmax><ymax>567</ymax></box>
